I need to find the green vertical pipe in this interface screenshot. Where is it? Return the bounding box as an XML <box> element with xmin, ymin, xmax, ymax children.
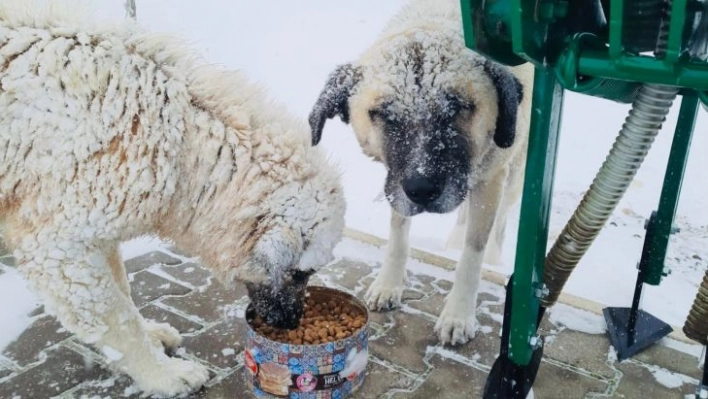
<box><xmin>643</xmin><ymin>92</ymin><xmax>699</xmax><ymax>285</ymax></box>
<box><xmin>508</xmin><ymin>68</ymin><xmax>564</xmax><ymax>365</ymax></box>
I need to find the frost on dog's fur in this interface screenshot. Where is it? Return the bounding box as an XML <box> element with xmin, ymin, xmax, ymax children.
<box><xmin>0</xmin><ymin>0</ymin><xmax>345</xmax><ymax>395</ymax></box>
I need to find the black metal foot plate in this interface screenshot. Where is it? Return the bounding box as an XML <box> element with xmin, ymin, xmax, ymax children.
<box><xmin>603</xmin><ymin>307</ymin><xmax>673</xmax><ymax>361</ymax></box>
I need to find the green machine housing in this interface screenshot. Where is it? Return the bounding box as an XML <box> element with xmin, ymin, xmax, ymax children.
<box><xmin>459</xmin><ymin>0</ymin><xmax>708</xmax><ymax>375</ymax></box>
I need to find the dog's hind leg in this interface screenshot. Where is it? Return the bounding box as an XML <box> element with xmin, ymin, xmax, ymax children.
<box><xmin>365</xmin><ymin>210</ymin><xmax>411</xmax><ymax>310</ymax></box>
<box><xmin>435</xmin><ymin>174</ymin><xmax>506</xmax><ymax>345</ymax></box>
<box><xmin>445</xmin><ymin>198</ymin><xmax>468</xmax><ymax>251</ymax></box>
<box><xmin>16</xmin><ymin>230</ymin><xmax>208</xmax><ymax>397</ymax></box>
<box><xmin>106</xmin><ymin>243</ymin><xmax>182</xmax><ymax>351</ymax></box>
<box><xmin>484</xmin><ymin>165</ymin><xmax>524</xmax><ymax>266</ymax></box>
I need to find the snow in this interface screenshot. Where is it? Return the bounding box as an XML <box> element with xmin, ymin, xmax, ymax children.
<box><xmin>1</xmin><ymin>0</ymin><xmax>706</xmax><ymax>358</ymax></box>
<box><xmin>548</xmin><ymin>304</ymin><xmax>607</xmax><ymax>335</ymax></box>
<box><xmin>119</xmin><ymin>237</ymin><xmax>168</xmax><ymax>262</ymax></box>
<box><xmin>644</xmin><ymin>364</ymin><xmax>699</xmax><ymax>389</ymax></box>
<box><xmin>0</xmin><ymin>267</ymin><xmax>41</xmax><ymax>351</ymax></box>
<box><xmin>101</xmin><ymin>345</ymin><xmax>125</xmax><ymax>362</ymax></box>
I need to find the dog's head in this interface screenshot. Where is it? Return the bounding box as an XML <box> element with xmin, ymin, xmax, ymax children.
<box><xmin>234</xmin><ymin>163</ymin><xmax>345</xmax><ymax>329</ymax></box>
<box><xmin>309</xmin><ymin>32</ymin><xmax>523</xmax><ymax>216</ymax></box>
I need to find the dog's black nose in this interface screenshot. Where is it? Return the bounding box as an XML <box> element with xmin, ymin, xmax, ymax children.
<box><xmin>402</xmin><ymin>176</ymin><xmax>442</xmax><ymax>205</ymax></box>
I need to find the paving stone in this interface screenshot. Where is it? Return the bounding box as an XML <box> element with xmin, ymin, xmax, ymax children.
<box><xmin>406</xmin><ymin>272</ymin><xmax>437</xmax><ymax>296</ymax></box>
<box><xmin>391</xmin><ymin>355</ymin><xmax>487</xmax><ymax>399</ymax></box>
<box><xmin>3</xmin><ymin>315</ymin><xmax>72</xmax><ymax>367</ymax></box>
<box><xmin>634</xmin><ymin>343</ymin><xmax>702</xmax><ymax>380</ymax></box>
<box><xmin>124</xmin><ymin>251</ymin><xmax>181</xmax><ymax>274</ymax></box>
<box><xmin>182</xmin><ymin>318</ymin><xmax>248</xmax><ymax>369</ymax></box>
<box><xmin>533</xmin><ymin>360</ymin><xmax>608</xmax><ymax>398</ymax></box>
<box><xmin>367</xmin><ymin>309</ymin><xmax>395</xmax><ymax>331</ymax></box>
<box><xmin>161</xmin><ymin>280</ymin><xmax>248</xmax><ymax>323</ymax></box>
<box><xmin>193</xmin><ymin>368</ymin><xmax>251</xmax><ymax>398</ymax></box>
<box><xmin>434</xmin><ymin>279</ymin><xmax>453</xmax><ymax>292</ymax></box>
<box><xmin>129</xmin><ymin>270</ymin><xmax>191</xmax><ymax>308</ymax></box>
<box><xmin>459</xmin><ymin>312</ymin><xmax>502</xmax><ymax>368</ymax></box>
<box><xmin>159</xmin><ymin>262</ymin><xmax>213</xmax><ymax>288</ymax></box>
<box><xmin>355</xmin><ymin>359</ymin><xmax>416</xmax><ymax>398</ymax></box>
<box><xmin>320</xmin><ymin>259</ymin><xmax>374</xmax><ymax>291</ymax></box>
<box><xmin>614</xmin><ymin>361</ymin><xmax>695</xmax><ymax>398</ymax></box>
<box><xmin>543</xmin><ymin>329</ymin><xmax>615</xmax><ymax>379</ymax></box>
<box><xmin>0</xmin><ymin>346</ymin><xmax>109</xmax><ymax>398</ymax></box>
<box><xmin>165</xmin><ymin>245</ymin><xmax>193</xmax><ymax>259</ymax></box>
<box><xmin>69</xmin><ymin>375</ymin><xmax>140</xmax><ymax>399</ymax></box>
<box><xmin>28</xmin><ymin>305</ymin><xmax>45</xmax><ymax>317</ymax></box>
<box><xmin>407</xmin><ymin>293</ymin><xmax>446</xmax><ymax>316</ymax></box>
<box><xmin>0</xmin><ymin>368</ymin><xmax>12</xmax><ymax>380</ymax></box>
<box><xmin>139</xmin><ymin>304</ymin><xmax>204</xmax><ymax>334</ymax></box>
<box><xmin>407</xmin><ymin>291</ymin><xmax>499</xmax><ymax>319</ymax></box>
<box><xmin>354</xmin><ymin>276</ymin><xmax>375</xmax><ymax>297</ymax></box>
<box><xmin>369</xmin><ymin>312</ymin><xmax>438</xmax><ymax>373</ymax></box>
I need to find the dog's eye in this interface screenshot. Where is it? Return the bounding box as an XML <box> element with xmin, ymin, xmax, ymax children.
<box><xmin>445</xmin><ymin>94</ymin><xmax>475</xmax><ymax>118</ymax></box>
<box><xmin>368</xmin><ymin>109</ymin><xmax>386</xmax><ymax>121</ymax></box>
<box><xmin>458</xmin><ymin>100</ymin><xmax>475</xmax><ymax>112</ymax></box>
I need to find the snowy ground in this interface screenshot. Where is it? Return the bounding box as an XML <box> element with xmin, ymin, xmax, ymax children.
<box><xmin>1</xmin><ymin>0</ymin><xmax>706</xmax><ymax>350</ymax></box>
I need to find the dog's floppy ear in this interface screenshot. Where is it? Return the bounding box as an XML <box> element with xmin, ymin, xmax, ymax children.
<box><xmin>309</xmin><ymin>63</ymin><xmax>362</xmax><ymax>146</ymax></box>
<box><xmin>482</xmin><ymin>61</ymin><xmax>524</xmax><ymax>149</ymax></box>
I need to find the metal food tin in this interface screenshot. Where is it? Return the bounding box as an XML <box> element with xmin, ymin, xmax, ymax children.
<box><xmin>243</xmin><ymin>286</ymin><xmax>370</xmax><ymax>399</ymax></box>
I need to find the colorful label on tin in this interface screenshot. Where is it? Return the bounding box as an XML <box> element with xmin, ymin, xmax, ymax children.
<box><xmin>244</xmin><ymin>326</ymin><xmax>369</xmax><ymax>399</ymax></box>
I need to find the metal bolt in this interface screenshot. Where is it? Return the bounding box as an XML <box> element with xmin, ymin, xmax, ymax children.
<box><xmin>529</xmin><ymin>335</ymin><xmax>542</xmax><ymax>350</ymax></box>
<box><xmin>534</xmin><ymin>285</ymin><xmax>550</xmax><ymax>299</ymax></box>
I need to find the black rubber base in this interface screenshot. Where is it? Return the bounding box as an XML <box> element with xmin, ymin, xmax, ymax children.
<box><xmin>483</xmin><ymin>342</ymin><xmax>543</xmax><ymax>399</ymax></box>
<box><xmin>603</xmin><ymin>307</ymin><xmax>673</xmax><ymax>361</ymax></box>
<box><xmin>483</xmin><ymin>274</ymin><xmax>545</xmax><ymax>399</ymax></box>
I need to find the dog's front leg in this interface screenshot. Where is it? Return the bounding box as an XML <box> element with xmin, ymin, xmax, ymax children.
<box><xmin>365</xmin><ymin>210</ymin><xmax>411</xmax><ymax>310</ymax></box>
<box><xmin>16</xmin><ymin>234</ymin><xmax>209</xmax><ymax>397</ymax></box>
<box><xmin>435</xmin><ymin>175</ymin><xmax>505</xmax><ymax>345</ymax></box>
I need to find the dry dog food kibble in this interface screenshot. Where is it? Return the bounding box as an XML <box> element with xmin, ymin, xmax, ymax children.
<box><xmin>250</xmin><ymin>298</ymin><xmax>366</xmax><ymax>344</ymax></box>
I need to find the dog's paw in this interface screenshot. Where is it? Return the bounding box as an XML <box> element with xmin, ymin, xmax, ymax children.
<box><xmin>365</xmin><ymin>273</ymin><xmax>406</xmax><ymax>311</ymax></box>
<box><xmin>434</xmin><ymin>302</ymin><xmax>477</xmax><ymax>346</ymax></box>
<box><xmin>145</xmin><ymin>320</ymin><xmax>182</xmax><ymax>351</ymax></box>
<box><xmin>134</xmin><ymin>356</ymin><xmax>209</xmax><ymax>397</ymax></box>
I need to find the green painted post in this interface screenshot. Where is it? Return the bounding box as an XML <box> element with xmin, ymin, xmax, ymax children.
<box><xmin>508</xmin><ymin>68</ymin><xmax>564</xmax><ymax>365</ymax></box>
<box><xmin>642</xmin><ymin>92</ymin><xmax>699</xmax><ymax>285</ymax></box>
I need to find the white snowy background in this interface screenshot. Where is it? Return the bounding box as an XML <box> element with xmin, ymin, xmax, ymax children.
<box><xmin>0</xmin><ymin>0</ymin><xmax>706</xmax><ymax>357</ymax></box>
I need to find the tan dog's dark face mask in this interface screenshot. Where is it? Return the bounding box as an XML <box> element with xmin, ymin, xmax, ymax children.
<box><xmin>309</xmin><ymin>39</ymin><xmax>523</xmax><ymax>217</ymax></box>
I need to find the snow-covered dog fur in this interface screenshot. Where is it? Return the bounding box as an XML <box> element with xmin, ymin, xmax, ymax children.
<box><xmin>310</xmin><ymin>0</ymin><xmax>533</xmax><ymax>345</ymax></box>
<box><xmin>0</xmin><ymin>1</ymin><xmax>344</xmax><ymax>396</ymax></box>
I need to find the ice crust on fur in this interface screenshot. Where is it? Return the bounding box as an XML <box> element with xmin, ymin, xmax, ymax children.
<box><xmin>0</xmin><ymin>0</ymin><xmax>345</xmax><ymax>391</ymax></box>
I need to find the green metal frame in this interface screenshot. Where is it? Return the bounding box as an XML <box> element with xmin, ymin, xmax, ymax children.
<box><xmin>642</xmin><ymin>92</ymin><xmax>698</xmax><ymax>285</ymax></box>
<box><xmin>508</xmin><ymin>69</ymin><xmax>563</xmax><ymax>364</ymax></box>
<box><xmin>460</xmin><ymin>0</ymin><xmax>707</xmax><ymax>366</ymax></box>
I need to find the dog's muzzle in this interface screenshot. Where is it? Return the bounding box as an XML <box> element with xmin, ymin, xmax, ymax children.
<box><xmin>245</xmin><ymin>272</ymin><xmax>311</xmax><ymax>329</ymax></box>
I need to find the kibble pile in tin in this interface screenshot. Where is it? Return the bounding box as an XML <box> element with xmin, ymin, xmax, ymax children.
<box><xmin>251</xmin><ymin>297</ymin><xmax>366</xmax><ymax>345</ymax></box>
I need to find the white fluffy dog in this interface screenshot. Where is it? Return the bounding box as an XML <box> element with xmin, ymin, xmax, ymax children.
<box><xmin>0</xmin><ymin>1</ymin><xmax>345</xmax><ymax>396</ymax></box>
<box><xmin>310</xmin><ymin>0</ymin><xmax>533</xmax><ymax>345</ymax></box>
